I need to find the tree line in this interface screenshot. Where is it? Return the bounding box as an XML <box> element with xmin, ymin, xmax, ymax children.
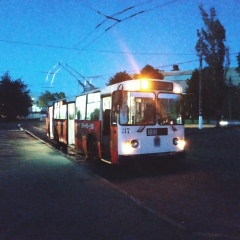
<box><xmin>0</xmin><ymin>72</ymin><xmax>66</xmax><ymax>121</ymax></box>
<box><xmin>1</xmin><ymin>5</ymin><xmax>240</xmax><ymax>123</ymax></box>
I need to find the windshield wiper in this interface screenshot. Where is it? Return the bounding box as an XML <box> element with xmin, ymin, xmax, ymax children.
<box><xmin>137</xmin><ymin>121</ymin><xmax>151</xmax><ymax>132</ymax></box>
<box><xmin>171</xmin><ymin>122</ymin><xmax>177</xmax><ymax>131</ymax></box>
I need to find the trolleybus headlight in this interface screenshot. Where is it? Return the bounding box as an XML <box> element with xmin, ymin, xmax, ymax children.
<box><xmin>131</xmin><ymin>139</ymin><xmax>139</xmax><ymax>148</ymax></box>
<box><xmin>178</xmin><ymin>139</ymin><xmax>186</xmax><ymax>149</ymax></box>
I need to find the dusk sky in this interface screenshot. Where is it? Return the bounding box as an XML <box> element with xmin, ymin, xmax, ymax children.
<box><xmin>1</xmin><ymin>0</ymin><xmax>240</xmax><ymax>99</ymax></box>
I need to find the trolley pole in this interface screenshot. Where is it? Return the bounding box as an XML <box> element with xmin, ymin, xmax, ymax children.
<box><xmin>199</xmin><ymin>34</ymin><xmax>203</xmax><ymax>129</ymax></box>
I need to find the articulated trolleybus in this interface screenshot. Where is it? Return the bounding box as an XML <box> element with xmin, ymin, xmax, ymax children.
<box><xmin>46</xmin><ymin>79</ymin><xmax>186</xmax><ymax>164</ymax></box>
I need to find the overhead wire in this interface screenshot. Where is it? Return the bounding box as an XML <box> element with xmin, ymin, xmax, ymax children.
<box><xmin>2</xmin><ymin>38</ymin><xmax>239</xmax><ymax>57</ymax></box>
<box><xmin>47</xmin><ymin>0</ymin><xmax>182</xmax><ymax>84</ymax></box>
<box><xmin>0</xmin><ymin>38</ymin><xmax>198</xmax><ymax>56</ymax></box>
<box><xmin>78</xmin><ymin>0</ymin><xmax>182</xmax><ymax>51</ymax></box>
<box><xmin>104</xmin><ymin>0</ymin><xmax>181</xmax><ymax>31</ymax></box>
<box><xmin>84</xmin><ymin>0</ymin><xmax>158</xmax><ymax>29</ymax></box>
<box><xmin>58</xmin><ymin>62</ymin><xmax>82</xmax><ymax>82</ymax></box>
<box><xmin>40</xmin><ymin>0</ymin><xmax>195</xmax><ymax>89</ymax></box>
<box><xmin>45</xmin><ymin>1</ymin><xmax>145</xmax><ymax>80</ymax></box>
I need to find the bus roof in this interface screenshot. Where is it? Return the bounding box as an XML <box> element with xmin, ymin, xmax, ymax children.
<box><xmin>76</xmin><ymin>79</ymin><xmax>183</xmax><ymax>97</ymax></box>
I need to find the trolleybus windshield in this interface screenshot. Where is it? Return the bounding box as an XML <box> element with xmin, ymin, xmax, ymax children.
<box><xmin>119</xmin><ymin>91</ymin><xmax>156</xmax><ymax>125</ymax></box>
<box><xmin>157</xmin><ymin>93</ymin><xmax>183</xmax><ymax>125</ymax></box>
<box><xmin>118</xmin><ymin>91</ymin><xmax>183</xmax><ymax>126</ymax></box>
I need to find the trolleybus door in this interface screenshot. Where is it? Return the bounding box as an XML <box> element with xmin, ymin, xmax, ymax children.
<box><xmin>68</xmin><ymin>102</ymin><xmax>75</xmax><ymax>146</ymax></box>
<box><xmin>101</xmin><ymin>94</ymin><xmax>112</xmax><ymax>160</ymax></box>
<box><xmin>49</xmin><ymin>106</ymin><xmax>53</xmax><ymax>138</ymax></box>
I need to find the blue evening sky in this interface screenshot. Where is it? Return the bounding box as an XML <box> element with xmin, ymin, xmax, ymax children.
<box><xmin>1</xmin><ymin>0</ymin><xmax>240</xmax><ymax>99</ymax></box>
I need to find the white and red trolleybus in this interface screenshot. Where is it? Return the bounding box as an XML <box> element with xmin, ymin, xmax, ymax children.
<box><xmin>46</xmin><ymin>79</ymin><xmax>186</xmax><ymax>164</ymax></box>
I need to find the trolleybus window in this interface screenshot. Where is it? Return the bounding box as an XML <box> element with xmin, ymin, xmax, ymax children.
<box><xmin>75</xmin><ymin>95</ymin><xmax>86</xmax><ymax>120</ymax></box>
<box><xmin>54</xmin><ymin>100</ymin><xmax>67</xmax><ymax>119</ymax></box>
<box><xmin>157</xmin><ymin>93</ymin><xmax>183</xmax><ymax>125</ymax></box>
<box><xmin>102</xmin><ymin>96</ymin><xmax>111</xmax><ymax>111</ymax></box>
<box><xmin>87</xmin><ymin>92</ymin><xmax>100</xmax><ymax>120</ymax></box>
<box><xmin>118</xmin><ymin>91</ymin><xmax>156</xmax><ymax>125</ymax></box>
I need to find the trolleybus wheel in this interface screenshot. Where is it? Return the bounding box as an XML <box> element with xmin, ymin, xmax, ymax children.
<box><xmin>87</xmin><ymin>135</ymin><xmax>99</xmax><ymax>162</ymax></box>
<box><xmin>61</xmin><ymin>144</ymin><xmax>68</xmax><ymax>154</ymax></box>
<box><xmin>54</xmin><ymin>130</ymin><xmax>60</xmax><ymax>150</ymax></box>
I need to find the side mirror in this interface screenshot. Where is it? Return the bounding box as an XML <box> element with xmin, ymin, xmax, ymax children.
<box><xmin>112</xmin><ymin>90</ymin><xmax>123</xmax><ymax>112</ymax></box>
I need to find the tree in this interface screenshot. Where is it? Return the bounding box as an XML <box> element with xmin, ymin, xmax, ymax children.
<box><xmin>106</xmin><ymin>65</ymin><xmax>164</xmax><ymax>86</ymax></box>
<box><xmin>194</xmin><ymin>5</ymin><xmax>229</xmax><ymax>126</ymax></box>
<box><xmin>222</xmin><ymin>77</ymin><xmax>240</xmax><ymax>120</ymax></box>
<box><xmin>106</xmin><ymin>71</ymin><xmax>132</xmax><ymax>86</ymax></box>
<box><xmin>0</xmin><ymin>72</ymin><xmax>32</xmax><ymax>120</ymax></box>
<box><xmin>37</xmin><ymin>90</ymin><xmax>66</xmax><ymax>108</ymax></box>
<box><xmin>186</xmin><ymin>67</ymin><xmax>218</xmax><ymax>122</ymax></box>
<box><xmin>133</xmin><ymin>65</ymin><xmax>164</xmax><ymax>79</ymax></box>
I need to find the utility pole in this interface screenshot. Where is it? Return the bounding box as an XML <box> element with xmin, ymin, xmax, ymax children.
<box><xmin>199</xmin><ymin>33</ymin><xmax>203</xmax><ymax>129</ymax></box>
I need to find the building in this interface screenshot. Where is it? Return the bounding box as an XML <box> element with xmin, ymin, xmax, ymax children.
<box><xmin>226</xmin><ymin>67</ymin><xmax>240</xmax><ymax>87</ymax></box>
<box><xmin>162</xmin><ymin>65</ymin><xmax>240</xmax><ymax>92</ymax></box>
<box><xmin>162</xmin><ymin>69</ymin><xmax>193</xmax><ymax>92</ymax></box>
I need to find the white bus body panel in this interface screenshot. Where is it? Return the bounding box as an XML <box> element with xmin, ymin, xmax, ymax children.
<box><xmin>118</xmin><ymin>125</ymin><xmax>184</xmax><ymax>156</ymax></box>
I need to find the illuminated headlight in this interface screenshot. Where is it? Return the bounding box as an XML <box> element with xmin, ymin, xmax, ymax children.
<box><xmin>122</xmin><ymin>140</ymin><xmax>139</xmax><ymax>154</ymax></box>
<box><xmin>173</xmin><ymin>138</ymin><xmax>186</xmax><ymax>148</ymax></box>
<box><xmin>131</xmin><ymin>139</ymin><xmax>139</xmax><ymax>148</ymax></box>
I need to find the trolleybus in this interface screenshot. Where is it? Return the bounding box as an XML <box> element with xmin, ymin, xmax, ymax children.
<box><xmin>46</xmin><ymin>79</ymin><xmax>186</xmax><ymax>164</ymax></box>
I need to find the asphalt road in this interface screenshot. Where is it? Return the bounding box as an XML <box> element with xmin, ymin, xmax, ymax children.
<box><xmin>82</xmin><ymin>127</ymin><xmax>240</xmax><ymax>239</ymax></box>
<box><xmin>2</xmin><ymin>120</ymin><xmax>240</xmax><ymax>240</ymax></box>
<box><xmin>0</xmin><ymin>127</ymin><xmax>193</xmax><ymax>240</ymax></box>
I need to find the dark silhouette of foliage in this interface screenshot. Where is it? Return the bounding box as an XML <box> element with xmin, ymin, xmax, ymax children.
<box><xmin>106</xmin><ymin>71</ymin><xmax>132</xmax><ymax>86</ymax></box>
<box><xmin>133</xmin><ymin>65</ymin><xmax>164</xmax><ymax>79</ymax></box>
<box><xmin>37</xmin><ymin>90</ymin><xmax>66</xmax><ymax>108</ymax></box>
<box><xmin>193</xmin><ymin>5</ymin><xmax>229</xmax><ymax>125</ymax></box>
<box><xmin>222</xmin><ymin>77</ymin><xmax>240</xmax><ymax>119</ymax></box>
<box><xmin>0</xmin><ymin>72</ymin><xmax>32</xmax><ymax>120</ymax></box>
<box><xmin>186</xmin><ymin>67</ymin><xmax>222</xmax><ymax>121</ymax></box>
<box><xmin>107</xmin><ymin>65</ymin><xmax>164</xmax><ymax>86</ymax></box>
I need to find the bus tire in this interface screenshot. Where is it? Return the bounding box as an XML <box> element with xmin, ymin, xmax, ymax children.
<box><xmin>87</xmin><ymin>135</ymin><xmax>99</xmax><ymax>162</ymax></box>
<box><xmin>54</xmin><ymin>129</ymin><xmax>60</xmax><ymax>150</ymax></box>
<box><xmin>62</xmin><ymin>144</ymin><xmax>68</xmax><ymax>154</ymax></box>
